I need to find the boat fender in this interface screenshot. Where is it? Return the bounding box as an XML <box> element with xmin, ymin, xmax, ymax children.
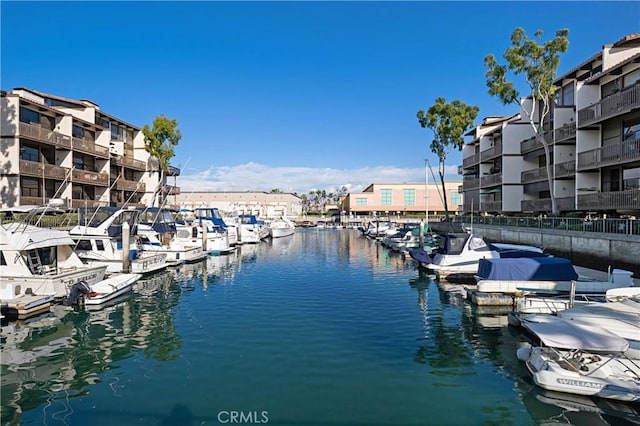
<box><xmin>64</xmin><ymin>280</ymin><xmax>92</xmax><ymax>306</ymax></box>
<box><xmin>516</xmin><ymin>347</ymin><xmax>531</xmax><ymax>361</ymax></box>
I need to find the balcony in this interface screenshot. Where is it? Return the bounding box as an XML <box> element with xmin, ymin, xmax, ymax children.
<box><xmin>554</xmin><ymin>160</ymin><xmax>576</xmax><ymax>179</ymax></box>
<box><xmin>162</xmin><ymin>184</ymin><xmax>180</xmax><ymax>196</ymax></box>
<box><xmin>521</xmin><ymin>166</ymin><xmax>548</xmax><ymax>184</ymax></box>
<box><xmin>72</xmin><ymin>137</ymin><xmax>110</xmax><ymax>158</ymax></box>
<box><xmin>480</xmin><ymin>143</ymin><xmax>502</xmax><ymax>161</ymax></box>
<box><xmin>19</xmin><ymin>122</ymin><xmax>71</xmax><ymax>149</ymax></box>
<box><xmin>19</xmin><ymin>195</ymin><xmax>46</xmax><ymax>206</ymax></box>
<box><xmin>480</xmin><ymin>172</ymin><xmax>502</xmax><ymax>187</ymax></box>
<box><xmin>71</xmin><ymin>169</ymin><xmax>109</xmax><ymax>186</ymax></box>
<box><xmin>114</xmin><ymin>178</ymin><xmax>145</xmax><ymax>192</ymax></box>
<box><xmin>521</xmin><ymin>196</ymin><xmax>576</xmax><ymax>212</ymax></box>
<box><xmin>462</xmin><ymin>153</ymin><xmax>480</xmax><ymax>168</ymax></box>
<box><xmin>554</xmin><ymin>122</ymin><xmax>576</xmax><ymax>144</ymax></box>
<box><xmin>113</xmin><ymin>155</ymin><xmax>147</xmax><ymax>170</ymax></box>
<box><xmin>577</xmin><ymin>189</ymin><xmax>640</xmax><ymax>211</ymax></box>
<box><xmin>481</xmin><ymin>200</ymin><xmax>502</xmax><ymax>212</ymax></box>
<box><xmin>462</xmin><ymin>176</ymin><xmax>480</xmax><ymax>190</ymax></box>
<box><xmin>167</xmin><ymin>165</ymin><xmax>181</xmax><ymax>177</ymax></box>
<box><xmin>19</xmin><ymin>160</ymin><xmax>68</xmax><ymax>180</ymax></box>
<box><xmin>578</xmin><ymin>84</ymin><xmax>640</xmax><ymax>128</ymax></box>
<box><xmin>70</xmin><ymin>199</ymin><xmax>103</xmax><ymax>208</ymax></box>
<box><xmin>520</xmin><ymin>132</ymin><xmax>552</xmax><ymax>155</ymax></box>
<box><xmin>577</xmin><ymin>136</ymin><xmax>640</xmax><ymax>171</ymax></box>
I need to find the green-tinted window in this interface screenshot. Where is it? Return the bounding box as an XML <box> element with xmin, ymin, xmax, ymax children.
<box><xmin>381</xmin><ymin>189</ymin><xmax>392</xmax><ymax>205</ymax></box>
<box><xmin>403</xmin><ymin>189</ymin><xmax>415</xmax><ymax>206</ymax></box>
<box><xmin>356</xmin><ymin>198</ymin><xmax>367</xmax><ymax>206</ymax></box>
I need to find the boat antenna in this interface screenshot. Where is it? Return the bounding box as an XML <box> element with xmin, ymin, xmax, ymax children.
<box><xmin>427</xmin><ymin>162</ymin><xmax>445</xmax><ymax>214</ymax></box>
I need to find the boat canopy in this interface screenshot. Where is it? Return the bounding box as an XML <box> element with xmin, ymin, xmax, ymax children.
<box><xmin>522</xmin><ymin>314</ymin><xmax>629</xmax><ymax>353</ymax></box>
<box><xmin>477</xmin><ymin>257</ymin><xmax>578</xmax><ymax>281</ymax></box>
<box><xmin>2</xmin><ymin>223</ymin><xmax>75</xmax><ymax>250</ymax></box>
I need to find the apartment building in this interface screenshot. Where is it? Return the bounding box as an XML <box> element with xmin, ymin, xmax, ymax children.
<box><xmin>341</xmin><ymin>182</ymin><xmax>462</xmax><ymax>217</ymax></box>
<box><xmin>461</xmin><ymin>33</ymin><xmax>640</xmax><ymax>216</ymax></box>
<box><xmin>0</xmin><ymin>88</ymin><xmax>179</xmax><ymax>209</ymax></box>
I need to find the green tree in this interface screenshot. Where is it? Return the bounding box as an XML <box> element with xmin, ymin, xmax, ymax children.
<box><xmin>417</xmin><ymin>97</ymin><xmax>479</xmax><ymax>219</ymax></box>
<box><xmin>142</xmin><ymin>115</ymin><xmax>182</xmax><ymax>206</ymax></box>
<box><xmin>484</xmin><ymin>27</ymin><xmax>569</xmax><ymax>215</ymax></box>
<box><xmin>270</xmin><ymin>188</ymin><xmax>282</xmax><ymax>193</ymax></box>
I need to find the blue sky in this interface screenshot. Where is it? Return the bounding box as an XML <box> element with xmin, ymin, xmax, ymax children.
<box><xmin>2</xmin><ymin>1</ymin><xmax>639</xmax><ymax>194</ymax></box>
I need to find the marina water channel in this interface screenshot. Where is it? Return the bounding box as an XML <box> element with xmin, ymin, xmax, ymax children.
<box><xmin>1</xmin><ymin>229</ymin><xmax>638</xmax><ymax>425</ymax></box>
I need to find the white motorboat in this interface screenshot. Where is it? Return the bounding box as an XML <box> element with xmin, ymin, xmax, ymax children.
<box><xmin>475</xmin><ymin>257</ymin><xmax>634</xmax><ymax>295</ymax></box>
<box><xmin>516</xmin><ymin>314</ymin><xmax>640</xmax><ymax>402</ymax></box>
<box><xmin>83</xmin><ymin>273</ymin><xmax>141</xmax><ymax>306</ymax></box>
<box><xmin>556</xmin><ymin>299</ymin><xmax>640</xmax><ymax>359</ymax></box>
<box><xmin>409</xmin><ymin>232</ymin><xmax>546</xmax><ymax>275</ymax></box>
<box><xmin>137</xmin><ymin>208</ymin><xmax>207</xmax><ymax>265</ymax></box>
<box><xmin>69</xmin><ymin>207</ymin><xmax>167</xmax><ymax>275</ymax></box>
<box><xmin>0</xmin><ymin>222</ymin><xmax>107</xmax><ymax>299</ymax></box>
<box><xmin>194</xmin><ymin>207</ymin><xmax>237</xmax><ymax>249</ymax></box>
<box><xmin>269</xmin><ymin>217</ymin><xmax>295</xmax><ymax>238</ymax></box>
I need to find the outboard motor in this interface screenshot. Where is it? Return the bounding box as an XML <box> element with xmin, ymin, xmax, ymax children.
<box><xmin>64</xmin><ymin>280</ymin><xmax>92</xmax><ymax>306</ymax></box>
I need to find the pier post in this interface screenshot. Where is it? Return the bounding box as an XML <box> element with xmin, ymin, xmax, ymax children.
<box><xmin>123</xmin><ymin>222</ymin><xmax>131</xmax><ymax>273</ymax></box>
<box><xmin>202</xmin><ymin>224</ymin><xmax>208</xmax><ymax>252</ymax></box>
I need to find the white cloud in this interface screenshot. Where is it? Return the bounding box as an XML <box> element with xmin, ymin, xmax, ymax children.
<box><xmin>176</xmin><ymin>162</ymin><xmax>461</xmax><ymax>195</ymax></box>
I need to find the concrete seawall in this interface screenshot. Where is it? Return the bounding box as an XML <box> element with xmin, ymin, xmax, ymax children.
<box><xmin>472</xmin><ymin>225</ymin><xmax>640</xmax><ymax>277</ymax></box>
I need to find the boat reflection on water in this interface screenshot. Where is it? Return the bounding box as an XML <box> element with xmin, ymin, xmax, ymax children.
<box><xmin>523</xmin><ymin>387</ymin><xmax>640</xmax><ymax>425</ymax></box>
<box><xmin>1</xmin><ymin>272</ymin><xmax>184</xmax><ymax>425</ymax></box>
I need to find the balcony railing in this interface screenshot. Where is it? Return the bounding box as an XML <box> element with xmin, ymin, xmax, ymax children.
<box><xmin>521</xmin><ymin>196</ymin><xmax>576</xmax><ymax>212</ymax></box>
<box><xmin>481</xmin><ymin>200</ymin><xmax>502</xmax><ymax>211</ymax></box>
<box><xmin>19</xmin><ymin>160</ymin><xmax>68</xmax><ymax>180</ymax></box>
<box><xmin>554</xmin><ymin>160</ymin><xmax>576</xmax><ymax>178</ymax></box>
<box><xmin>19</xmin><ymin>122</ymin><xmax>72</xmax><ymax>149</ymax></box>
<box><xmin>167</xmin><ymin>165</ymin><xmax>181</xmax><ymax>177</ymax></box>
<box><xmin>577</xmin><ymin>189</ymin><xmax>640</xmax><ymax>210</ymax></box>
<box><xmin>72</xmin><ymin>137</ymin><xmax>110</xmax><ymax>158</ymax></box>
<box><xmin>578</xmin><ymin>84</ymin><xmax>640</xmax><ymax>128</ymax></box>
<box><xmin>520</xmin><ymin>132</ymin><xmax>552</xmax><ymax>154</ymax></box>
<box><xmin>71</xmin><ymin>169</ymin><xmax>109</xmax><ymax>186</ymax></box>
<box><xmin>577</xmin><ymin>136</ymin><xmax>640</xmax><ymax>170</ymax></box>
<box><xmin>480</xmin><ymin>173</ymin><xmax>502</xmax><ymax>187</ymax></box>
<box><xmin>113</xmin><ymin>155</ymin><xmax>147</xmax><ymax>170</ymax></box>
<box><xmin>554</xmin><ymin>122</ymin><xmax>576</xmax><ymax>143</ymax></box>
<box><xmin>462</xmin><ymin>153</ymin><xmax>480</xmax><ymax>168</ymax></box>
<box><xmin>19</xmin><ymin>196</ymin><xmax>46</xmax><ymax>205</ymax></box>
<box><xmin>521</xmin><ymin>166</ymin><xmax>548</xmax><ymax>184</ymax></box>
<box><xmin>480</xmin><ymin>143</ymin><xmax>502</xmax><ymax>161</ymax></box>
<box><xmin>114</xmin><ymin>179</ymin><xmax>145</xmax><ymax>192</ymax></box>
<box><xmin>70</xmin><ymin>199</ymin><xmax>103</xmax><ymax>208</ymax></box>
<box><xmin>462</xmin><ymin>177</ymin><xmax>480</xmax><ymax>190</ymax></box>
<box><xmin>162</xmin><ymin>184</ymin><xmax>180</xmax><ymax>195</ymax></box>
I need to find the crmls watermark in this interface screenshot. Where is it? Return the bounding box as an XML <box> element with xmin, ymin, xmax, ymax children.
<box><xmin>217</xmin><ymin>410</ymin><xmax>269</xmax><ymax>424</ymax></box>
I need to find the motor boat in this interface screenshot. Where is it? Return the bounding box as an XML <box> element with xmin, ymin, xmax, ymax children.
<box><xmin>516</xmin><ymin>314</ymin><xmax>640</xmax><ymax>402</ymax></box>
<box><xmin>409</xmin><ymin>232</ymin><xmax>546</xmax><ymax>275</ymax></box>
<box><xmin>0</xmin><ymin>222</ymin><xmax>107</xmax><ymax>299</ymax></box>
<box><xmin>69</xmin><ymin>207</ymin><xmax>167</xmax><ymax>275</ymax></box>
<box><xmin>269</xmin><ymin>217</ymin><xmax>295</xmax><ymax>238</ymax></box>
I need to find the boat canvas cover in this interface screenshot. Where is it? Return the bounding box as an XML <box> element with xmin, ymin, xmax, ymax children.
<box><xmin>477</xmin><ymin>257</ymin><xmax>579</xmax><ymax>281</ymax></box>
<box><xmin>2</xmin><ymin>223</ymin><xmax>75</xmax><ymax>250</ymax></box>
<box><xmin>522</xmin><ymin>314</ymin><xmax>629</xmax><ymax>353</ymax></box>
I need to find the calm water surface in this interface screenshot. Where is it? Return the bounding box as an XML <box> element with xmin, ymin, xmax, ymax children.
<box><xmin>2</xmin><ymin>229</ymin><xmax>638</xmax><ymax>425</ymax></box>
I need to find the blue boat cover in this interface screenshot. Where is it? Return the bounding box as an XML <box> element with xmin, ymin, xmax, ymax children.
<box><xmin>477</xmin><ymin>257</ymin><xmax>578</xmax><ymax>281</ymax></box>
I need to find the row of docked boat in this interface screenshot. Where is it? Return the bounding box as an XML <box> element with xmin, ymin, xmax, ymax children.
<box><xmin>365</xmin><ymin>221</ymin><xmax>640</xmax><ymax>403</ymax></box>
<box><xmin>0</xmin><ymin>205</ymin><xmax>295</xmax><ymax>318</ymax></box>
